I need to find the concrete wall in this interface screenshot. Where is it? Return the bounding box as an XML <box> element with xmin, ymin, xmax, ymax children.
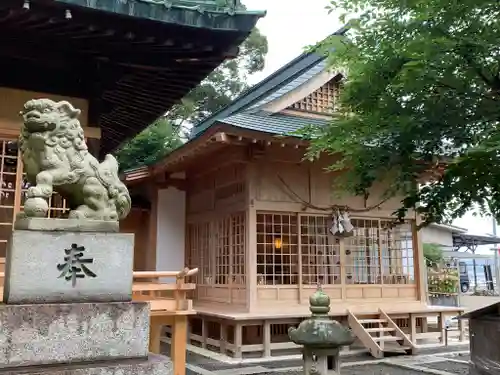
<box><xmin>421</xmin><ymin>226</ymin><xmax>454</xmax><ymax>248</ymax></box>
<box><xmin>156</xmin><ymin>187</ymin><xmax>186</xmax><ymax>281</ymax></box>
<box><xmin>460</xmin><ymin>295</ymin><xmax>500</xmax><ymax>312</ymax></box>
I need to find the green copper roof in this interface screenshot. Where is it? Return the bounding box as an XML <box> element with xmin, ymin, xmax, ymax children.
<box><xmin>4</xmin><ymin>0</ymin><xmax>265</xmax><ymax>155</ymax></box>
<box><xmin>55</xmin><ymin>0</ymin><xmax>266</xmax><ymax>30</ymax></box>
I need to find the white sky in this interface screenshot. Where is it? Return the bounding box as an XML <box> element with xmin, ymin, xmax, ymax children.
<box><xmin>243</xmin><ymin>0</ymin><xmax>499</xmax><ymax>250</ymax></box>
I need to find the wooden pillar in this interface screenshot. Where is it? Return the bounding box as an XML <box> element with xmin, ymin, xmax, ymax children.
<box><xmin>437</xmin><ymin>312</ymin><xmax>444</xmax><ymax>344</ymax></box>
<box><xmin>246</xmin><ymin>162</ymin><xmax>257</xmax><ymax>312</ymax></box>
<box><xmin>220</xmin><ymin>321</ymin><xmax>227</xmax><ymax>355</ymax></box>
<box><xmin>201</xmin><ymin>318</ymin><xmax>207</xmax><ymax>349</ymax></box>
<box><xmin>147</xmin><ymin>186</ymin><xmax>159</xmax><ymax>271</ymax></box>
<box><xmin>421</xmin><ymin>317</ymin><xmax>428</xmax><ymax>333</ymax></box>
<box><xmin>234</xmin><ymin>323</ymin><xmax>243</xmax><ymax>358</ymax></box>
<box><xmin>149</xmin><ymin>318</ymin><xmax>162</xmax><ymax>354</ymax></box>
<box><xmin>13</xmin><ymin>154</ymin><xmax>23</xmax><ymax>221</ymax></box>
<box><xmin>409</xmin><ymin>314</ymin><xmax>417</xmax><ymax>344</ymax></box>
<box><xmin>263</xmin><ymin>320</ymin><xmax>271</xmax><ymax>357</ymax></box>
<box><xmin>412</xmin><ymin>216</ymin><xmax>427</xmax><ymax>303</ymax></box>
<box><xmin>458</xmin><ymin>316</ymin><xmax>465</xmax><ymax>341</ymax></box>
<box><xmin>171</xmin><ymin>315</ymin><xmax>188</xmax><ymax>375</ymax></box>
<box><xmin>340</xmin><ymin>239</ymin><xmax>347</xmax><ymax>301</ymax></box>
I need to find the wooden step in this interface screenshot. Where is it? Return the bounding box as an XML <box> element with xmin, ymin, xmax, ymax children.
<box><xmin>373</xmin><ymin>336</ymin><xmax>403</xmax><ymax>342</ymax></box>
<box><xmin>358</xmin><ymin>319</ymin><xmax>387</xmax><ymax>324</ymax></box>
<box><xmin>366</xmin><ymin>327</ymin><xmax>395</xmax><ymax>333</ymax></box>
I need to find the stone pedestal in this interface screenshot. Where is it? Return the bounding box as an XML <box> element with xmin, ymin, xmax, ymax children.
<box><xmin>0</xmin><ymin>302</ymin><xmax>149</xmax><ymax>368</ymax></box>
<box><xmin>2</xmin><ymin>218</ymin><xmax>173</xmax><ymax>375</ymax></box>
<box><xmin>304</xmin><ymin>348</ymin><xmax>339</xmax><ymax>375</ymax></box>
<box><xmin>4</xmin><ymin>220</ymin><xmax>134</xmax><ymax>304</ymax></box>
<box><xmin>0</xmin><ymin>354</ymin><xmax>173</xmax><ymax>375</ymax></box>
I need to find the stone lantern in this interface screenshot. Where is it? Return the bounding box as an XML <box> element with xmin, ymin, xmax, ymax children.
<box><xmin>288</xmin><ymin>286</ymin><xmax>355</xmax><ymax>375</ymax></box>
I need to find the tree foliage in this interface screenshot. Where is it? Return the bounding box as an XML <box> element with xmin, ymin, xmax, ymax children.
<box><xmin>115</xmin><ymin>118</ymin><xmax>183</xmax><ymax>172</ymax></box>
<box><xmin>423</xmin><ymin>243</ymin><xmax>444</xmax><ymax>267</ymax></box>
<box><xmin>167</xmin><ymin>27</ymin><xmax>268</xmax><ymax>128</ymax></box>
<box><xmin>300</xmin><ymin>0</ymin><xmax>500</xmax><ymax>225</ymax></box>
<box><xmin>116</xmin><ymin>26</ymin><xmax>268</xmax><ymax>171</ymax></box>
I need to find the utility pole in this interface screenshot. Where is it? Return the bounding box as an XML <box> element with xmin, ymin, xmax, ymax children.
<box><xmin>493</xmin><ymin>217</ymin><xmax>500</xmax><ymax>293</ymax></box>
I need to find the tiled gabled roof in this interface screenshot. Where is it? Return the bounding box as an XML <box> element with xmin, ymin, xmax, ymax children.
<box><xmin>191</xmin><ymin>26</ymin><xmax>347</xmax><ymax>138</ymax></box>
<box><xmin>219</xmin><ymin>112</ymin><xmax>329</xmax><ymax>135</ymax></box>
<box><xmin>247</xmin><ymin>60</ymin><xmax>328</xmax><ymax>110</ymax></box>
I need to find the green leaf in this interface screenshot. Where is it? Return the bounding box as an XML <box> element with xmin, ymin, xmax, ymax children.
<box><xmin>303</xmin><ymin>0</ymin><xmax>500</xmax><ymax>225</ymax></box>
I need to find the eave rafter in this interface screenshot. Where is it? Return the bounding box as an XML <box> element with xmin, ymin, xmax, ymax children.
<box><xmin>0</xmin><ymin>0</ymin><xmax>263</xmax><ymax>155</ymax></box>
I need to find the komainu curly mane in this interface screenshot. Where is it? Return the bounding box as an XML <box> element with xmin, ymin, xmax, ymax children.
<box><xmin>19</xmin><ymin>98</ymin><xmax>131</xmax><ymax>221</ymax></box>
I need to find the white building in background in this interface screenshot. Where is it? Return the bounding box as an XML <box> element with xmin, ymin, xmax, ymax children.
<box><xmin>421</xmin><ymin>223</ymin><xmax>468</xmax><ymax>249</ymax></box>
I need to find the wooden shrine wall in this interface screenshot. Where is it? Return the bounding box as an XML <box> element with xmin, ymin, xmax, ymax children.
<box><xmin>247</xmin><ymin>145</ymin><xmax>422</xmax><ymax>309</ymax></box>
<box><xmin>0</xmin><ymin>88</ymin><xmax>90</xmax><ymax>134</ymax></box>
<box><xmin>185</xmin><ymin>146</ymin><xmax>248</xmax><ymax>306</ymax></box>
<box><xmin>120</xmin><ymin>208</ymin><xmax>152</xmax><ymax>271</ymax></box>
<box><xmin>249</xmin><ymin>146</ymin><xmax>412</xmax><ymax>217</ymax></box>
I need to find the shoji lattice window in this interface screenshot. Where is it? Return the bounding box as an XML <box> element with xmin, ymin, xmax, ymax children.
<box><xmin>21</xmin><ymin>183</ymin><xmax>70</xmax><ymax>218</ymax></box>
<box><xmin>256</xmin><ymin>213</ymin><xmax>299</xmax><ymax>285</ymax></box>
<box><xmin>186</xmin><ymin>212</ymin><xmax>246</xmax><ymax>287</ymax></box>
<box><xmin>186</xmin><ymin>222</ymin><xmax>211</xmax><ymax>285</ymax></box>
<box><xmin>231</xmin><ymin>213</ymin><xmax>246</xmax><ymax>285</ymax></box>
<box><xmin>289</xmin><ymin>76</ymin><xmax>343</xmax><ymax>114</ymax></box>
<box><xmin>344</xmin><ymin>219</ymin><xmax>381</xmax><ymax>284</ymax></box>
<box><xmin>380</xmin><ymin>221</ymin><xmax>415</xmax><ymax>284</ymax></box>
<box><xmin>344</xmin><ymin>219</ymin><xmax>415</xmax><ymax>284</ymax></box>
<box><xmin>215</xmin><ymin>217</ymin><xmax>231</xmax><ymax>285</ymax></box>
<box><xmin>299</xmin><ymin>215</ymin><xmax>341</xmax><ymax>285</ymax></box>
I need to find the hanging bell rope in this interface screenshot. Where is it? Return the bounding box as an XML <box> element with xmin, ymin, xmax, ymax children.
<box><xmin>277</xmin><ymin>174</ymin><xmax>391</xmax><ymax>213</ymax></box>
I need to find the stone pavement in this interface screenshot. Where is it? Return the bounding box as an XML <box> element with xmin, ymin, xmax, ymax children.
<box><xmin>160</xmin><ymin>343</ymin><xmax>470</xmax><ymax>375</ymax></box>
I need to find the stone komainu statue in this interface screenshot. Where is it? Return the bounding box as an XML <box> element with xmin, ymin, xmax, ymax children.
<box><xmin>19</xmin><ymin>99</ymin><xmax>131</xmax><ymax>221</ymax></box>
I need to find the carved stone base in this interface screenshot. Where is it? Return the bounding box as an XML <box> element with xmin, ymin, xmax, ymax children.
<box><xmin>303</xmin><ymin>348</ymin><xmax>341</xmax><ymax>375</ymax></box>
<box><xmin>0</xmin><ymin>302</ymin><xmax>149</xmax><ymax>369</ymax></box>
<box><xmin>4</xmin><ymin>225</ymin><xmax>133</xmax><ymax>304</ymax></box>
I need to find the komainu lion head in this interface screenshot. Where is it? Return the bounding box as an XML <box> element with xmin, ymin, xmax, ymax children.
<box><xmin>20</xmin><ymin>99</ymin><xmax>87</xmax><ymax>152</ymax></box>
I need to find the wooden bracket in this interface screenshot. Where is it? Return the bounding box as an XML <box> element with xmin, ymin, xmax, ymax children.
<box><xmin>246</xmin><ymin>143</ymin><xmax>266</xmax><ymax>160</ymax></box>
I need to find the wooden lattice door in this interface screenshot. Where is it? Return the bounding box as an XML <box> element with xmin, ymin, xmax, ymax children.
<box><xmin>0</xmin><ymin>139</ymin><xmax>21</xmax><ymax>256</ymax></box>
<box><xmin>0</xmin><ymin>139</ymin><xmax>70</xmax><ymax>256</ymax></box>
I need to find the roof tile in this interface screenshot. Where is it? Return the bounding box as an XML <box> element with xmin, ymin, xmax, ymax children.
<box><xmin>220</xmin><ymin>112</ymin><xmax>329</xmax><ymax>135</ymax></box>
<box><xmin>249</xmin><ymin>60</ymin><xmax>327</xmax><ymax>110</ymax></box>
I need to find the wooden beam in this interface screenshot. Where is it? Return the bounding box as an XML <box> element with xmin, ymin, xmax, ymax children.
<box><xmin>0</xmin><ymin>34</ymin><xmax>227</xmax><ymax>72</ymax></box>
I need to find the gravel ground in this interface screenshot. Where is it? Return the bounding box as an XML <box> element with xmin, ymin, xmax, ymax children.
<box><xmin>420</xmin><ymin>361</ymin><xmax>470</xmax><ymax>375</ymax></box>
<box><xmin>255</xmin><ymin>364</ymin><xmax>425</xmax><ymax>375</ymax></box>
<box><xmin>441</xmin><ymin>353</ymin><xmax>470</xmax><ymax>362</ymax></box>
<box><xmin>161</xmin><ymin>339</ymin><xmax>470</xmax><ymax>375</ymax></box>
